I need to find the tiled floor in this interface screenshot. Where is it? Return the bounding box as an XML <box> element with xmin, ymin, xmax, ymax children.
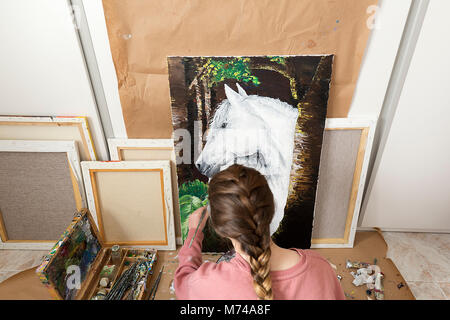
<box><xmin>382</xmin><ymin>231</ymin><xmax>450</xmax><ymax>300</ymax></box>
<box><xmin>0</xmin><ymin>232</ymin><xmax>449</xmax><ymax>300</ymax></box>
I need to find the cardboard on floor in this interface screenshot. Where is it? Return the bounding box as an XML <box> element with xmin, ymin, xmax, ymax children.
<box><xmin>313</xmin><ymin>230</ymin><xmax>414</xmax><ymax>300</ymax></box>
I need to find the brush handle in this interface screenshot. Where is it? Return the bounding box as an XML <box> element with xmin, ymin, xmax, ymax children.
<box><xmin>150</xmin><ymin>266</ymin><xmax>164</xmax><ymax>300</ymax></box>
<box><xmin>188</xmin><ymin>206</ymin><xmax>208</xmax><ymax>248</ymax></box>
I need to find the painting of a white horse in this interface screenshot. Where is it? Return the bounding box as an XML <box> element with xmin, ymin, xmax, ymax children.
<box><xmin>168</xmin><ymin>55</ymin><xmax>332</xmax><ymax>251</ymax></box>
<box><xmin>195</xmin><ymin>84</ymin><xmax>299</xmax><ymax>235</ymax></box>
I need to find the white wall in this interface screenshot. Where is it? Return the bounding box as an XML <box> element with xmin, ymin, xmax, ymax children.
<box><xmin>80</xmin><ymin>0</ymin><xmax>127</xmax><ymax>138</ymax></box>
<box><xmin>0</xmin><ymin>0</ymin><xmax>109</xmax><ymax>160</ymax></box>
<box><xmin>348</xmin><ymin>0</ymin><xmax>411</xmax><ymax>118</ymax></box>
<box><xmin>360</xmin><ymin>0</ymin><xmax>450</xmax><ymax>231</ymax></box>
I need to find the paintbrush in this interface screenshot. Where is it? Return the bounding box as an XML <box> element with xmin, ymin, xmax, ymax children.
<box><xmin>188</xmin><ymin>205</ymin><xmax>209</xmax><ymax>248</ymax></box>
<box><xmin>149</xmin><ymin>265</ymin><xmax>164</xmax><ymax>300</ymax></box>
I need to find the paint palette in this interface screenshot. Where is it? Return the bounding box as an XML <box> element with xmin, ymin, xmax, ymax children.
<box><xmin>35</xmin><ymin>208</ymin><xmax>158</xmax><ymax>300</ymax></box>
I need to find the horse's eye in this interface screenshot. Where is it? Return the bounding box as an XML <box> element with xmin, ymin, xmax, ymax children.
<box><xmin>221</xmin><ymin>123</ymin><xmax>227</xmax><ymax>128</ymax></box>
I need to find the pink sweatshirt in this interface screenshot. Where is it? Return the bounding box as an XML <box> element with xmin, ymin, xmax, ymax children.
<box><xmin>174</xmin><ymin>229</ymin><xmax>346</xmax><ymax>300</ymax></box>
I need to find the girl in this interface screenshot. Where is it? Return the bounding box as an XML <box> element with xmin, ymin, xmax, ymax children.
<box><xmin>174</xmin><ymin>164</ymin><xmax>345</xmax><ymax>300</ymax></box>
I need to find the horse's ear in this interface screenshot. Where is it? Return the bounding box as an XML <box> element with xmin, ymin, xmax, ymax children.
<box><xmin>236</xmin><ymin>83</ymin><xmax>248</xmax><ymax>97</ymax></box>
<box><xmin>224</xmin><ymin>84</ymin><xmax>243</xmax><ymax>106</ymax></box>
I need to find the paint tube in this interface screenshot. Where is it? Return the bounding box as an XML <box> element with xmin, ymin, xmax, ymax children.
<box><xmin>92</xmin><ymin>288</ymin><xmax>107</xmax><ymax>300</ymax></box>
<box><xmin>351</xmin><ymin>265</ymin><xmax>380</xmax><ymax>288</ymax></box>
<box><xmin>100</xmin><ymin>264</ymin><xmax>117</xmax><ymax>281</ymax></box>
<box><xmin>346</xmin><ymin>259</ymin><xmax>370</xmax><ymax>269</ymax></box>
<box><xmin>99</xmin><ymin>277</ymin><xmax>109</xmax><ymax>288</ymax></box>
<box><xmin>374</xmin><ymin>272</ymin><xmax>385</xmax><ymax>300</ymax></box>
<box><xmin>169</xmin><ymin>279</ymin><xmax>176</xmax><ymax>294</ymax></box>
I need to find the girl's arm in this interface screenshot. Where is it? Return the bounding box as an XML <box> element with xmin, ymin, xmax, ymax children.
<box><xmin>173</xmin><ymin>207</ymin><xmax>208</xmax><ymax>299</ymax></box>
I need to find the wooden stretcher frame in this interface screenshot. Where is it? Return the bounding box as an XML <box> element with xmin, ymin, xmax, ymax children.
<box><xmin>108</xmin><ymin>138</ymin><xmax>174</xmax><ymax>161</ymax></box>
<box><xmin>0</xmin><ymin>116</ymin><xmax>97</xmax><ymax>161</ymax></box>
<box><xmin>0</xmin><ymin>140</ymin><xmax>84</xmax><ymax>250</ymax></box>
<box><xmin>107</xmin><ymin>138</ymin><xmax>183</xmax><ymax>245</ymax></box>
<box><xmin>310</xmin><ymin>117</ymin><xmax>377</xmax><ymax>248</ymax></box>
<box><xmin>81</xmin><ymin>160</ymin><xmax>176</xmax><ymax>250</ymax></box>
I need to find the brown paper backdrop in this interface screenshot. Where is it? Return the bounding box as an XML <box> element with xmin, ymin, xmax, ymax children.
<box><xmin>102</xmin><ymin>0</ymin><xmax>377</xmax><ymax>138</ymax></box>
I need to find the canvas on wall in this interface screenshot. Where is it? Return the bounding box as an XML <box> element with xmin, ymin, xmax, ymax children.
<box><xmin>168</xmin><ymin>55</ymin><xmax>333</xmax><ymax>252</ymax></box>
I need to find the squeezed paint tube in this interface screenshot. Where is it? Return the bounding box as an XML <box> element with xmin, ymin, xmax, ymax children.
<box><xmin>169</xmin><ymin>279</ymin><xmax>175</xmax><ymax>294</ymax></box>
<box><xmin>374</xmin><ymin>272</ymin><xmax>385</xmax><ymax>300</ymax></box>
<box><xmin>92</xmin><ymin>288</ymin><xmax>107</xmax><ymax>300</ymax></box>
<box><xmin>100</xmin><ymin>264</ymin><xmax>117</xmax><ymax>281</ymax></box>
<box><xmin>346</xmin><ymin>260</ymin><xmax>370</xmax><ymax>269</ymax></box>
<box><xmin>351</xmin><ymin>265</ymin><xmax>381</xmax><ymax>288</ymax></box>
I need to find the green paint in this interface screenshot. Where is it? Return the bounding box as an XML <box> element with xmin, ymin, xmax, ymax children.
<box><xmin>201</xmin><ymin>57</ymin><xmax>260</xmax><ymax>87</ymax></box>
<box><xmin>269</xmin><ymin>56</ymin><xmax>286</xmax><ymax>65</ymax></box>
<box><xmin>179</xmin><ymin>180</ymin><xmax>209</xmax><ymax>241</ymax></box>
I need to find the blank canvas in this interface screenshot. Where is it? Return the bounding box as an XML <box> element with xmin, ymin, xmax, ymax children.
<box><xmin>92</xmin><ymin>170</ymin><xmax>167</xmax><ymax>244</ymax></box>
<box><xmin>312</xmin><ymin>129</ymin><xmax>362</xmax><ymax>240</ymax></box>
<box><xmin>0</xmin><ymin>152</ymin><xmax>77</xmax><ymax>240</ymax></box>
<box><xmin>107</xmin><ymin>138</ymin><xmax>182</xmax><ymax>245</ymax></box>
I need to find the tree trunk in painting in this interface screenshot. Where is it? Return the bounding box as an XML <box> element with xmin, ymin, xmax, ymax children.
<box><xmin>202</xmin><ymin>78</ymin><xmax>211</xmax><ymax>148</ymax></box>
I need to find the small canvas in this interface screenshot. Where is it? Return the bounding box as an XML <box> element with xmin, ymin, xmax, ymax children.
<box><xmin>107</xmin><ymin>138</ymin><xmax>182</xmax><ymax>244</ymax></box>
<box><xmin>168</xmin><ymin>55</ymin><xmax>333</xmax><ymax>251</ymax></box>
<box><xmin>82</xmin><ymin>161</ymin><xmax>176</xmax><ymax>250</ymax></box>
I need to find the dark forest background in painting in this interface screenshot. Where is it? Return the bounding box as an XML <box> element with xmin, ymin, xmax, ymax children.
<box><xmin>168</xmin><ymin>55</ymin><xmax>333</xmax><ymax>252</ymax></box>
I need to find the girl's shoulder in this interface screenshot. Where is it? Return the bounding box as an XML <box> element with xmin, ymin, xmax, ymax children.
<box><xmin>294</xmin><ymin>249</ymin><xmax>333</xmax><ymax>268</ymax></box>
<box><xmin>294</xmin><ymin>248</ymin><xmax>325</xmax><ymax>258</ymax></box>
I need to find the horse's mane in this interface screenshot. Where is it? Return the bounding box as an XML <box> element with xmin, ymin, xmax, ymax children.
<box><xmin>246</xmin><ymin>95</ymin><xmax>298</xmax><ymax>119</ymax></box>
<box><xmin>210</xmin><ymin>95</ymin><xmax>297</xmax><ymax>129</ymax></box>
<box><xmin>209</xmin><ymin>99</ymin><xmax>232</xmax><ymax>128</ymax></box>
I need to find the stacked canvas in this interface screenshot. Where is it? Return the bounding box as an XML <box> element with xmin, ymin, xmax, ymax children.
<box><xmin>0</xmin><ymin>117</ymin><xmax>96</xmax><ymax>249</ymax></box>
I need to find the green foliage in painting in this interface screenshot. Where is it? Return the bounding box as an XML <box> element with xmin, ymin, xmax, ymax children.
<box><xmin>269</xmin><ymin>56</ymin><xmax>286</xmax><ymax>65</ymax></box>
<box><xmin>201</xmin><ymin>57</ymin><xmax>260</xmax><ymax>87</ymax></box>
<box><xmin>179</xmin><ymin>179</ymin><xmax>208</xmax><ymax>199</ymax></box>
<box><xmin>179</xmin><ymin>180</ymin><xmax>209</xmax><ymax>240</ymax></box>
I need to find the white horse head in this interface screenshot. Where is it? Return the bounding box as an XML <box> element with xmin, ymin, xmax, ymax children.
<box><xmin>195</xmin><ymin>83</ymin><xmax>299</xmax><ymax>235</ymax></box>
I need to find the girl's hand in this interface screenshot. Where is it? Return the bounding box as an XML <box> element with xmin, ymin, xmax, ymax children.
<box><xmin>188</xmin><ymin>206</ymin><xmax>209</xmax><ymax>231</ymax></box>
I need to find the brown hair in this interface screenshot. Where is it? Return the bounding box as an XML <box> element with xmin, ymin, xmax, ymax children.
<box><xmin>208</xmin><ymin>164</ymin><xmax>274</xmax><ymax>300</ymax></box>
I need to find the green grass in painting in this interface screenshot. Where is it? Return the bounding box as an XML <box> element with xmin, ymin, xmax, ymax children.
<box><xmin>179</xmin><ymin>180</ymin><xmax>209</xmax><ymax>241</ymax></box>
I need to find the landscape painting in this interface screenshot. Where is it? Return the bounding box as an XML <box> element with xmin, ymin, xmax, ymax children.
<box><xmin>168</xmin><ymin>55</ymin><xmax>333</xmax><ymax>252</ymax></box>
